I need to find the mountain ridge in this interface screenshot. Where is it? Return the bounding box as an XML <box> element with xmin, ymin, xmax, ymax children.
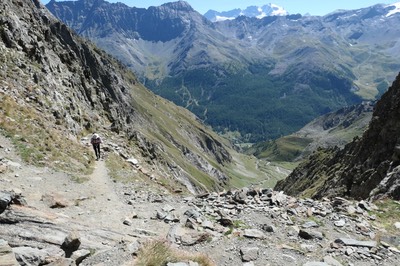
<box><xmin>204</xmin><ymin>3</ymin><xmax>288</xmax><ymax>22</ymax></box>
<box><xmin>46</xmin><ymin>0</ymin><xmax>400</xmax><ymax>142</ymax></box>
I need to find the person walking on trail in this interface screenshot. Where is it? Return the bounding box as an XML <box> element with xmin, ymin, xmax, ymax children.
<box><xmin>90</xmin><ymin>133</ymin><xmax>102</xmax><ymax>160</ymax></box>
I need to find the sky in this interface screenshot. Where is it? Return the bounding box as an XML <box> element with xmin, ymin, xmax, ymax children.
<box><xmin>41</xmin><ymin>0</ymin><xmax>398</xmax><ymax>16</ymax></box>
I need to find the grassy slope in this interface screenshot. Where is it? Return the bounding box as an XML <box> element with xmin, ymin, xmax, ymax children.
<box><xmin>248</xmin><ymin>103</ymin><xmax>373</xmax><ymax>163</ymax></box>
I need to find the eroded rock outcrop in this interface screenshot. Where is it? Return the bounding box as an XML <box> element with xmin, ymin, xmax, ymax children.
<box><xmin>276</xmin><ymin>73</ymin><xmax>400</xmax><ymax>200</ymax></box>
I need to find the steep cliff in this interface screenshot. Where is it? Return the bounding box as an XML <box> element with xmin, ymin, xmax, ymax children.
<box><xmin>275</xmin><ymin>73</ymin><xmax>400</xmax><ymax>200</ymax></box>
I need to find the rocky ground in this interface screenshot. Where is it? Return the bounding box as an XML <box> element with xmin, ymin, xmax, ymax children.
<box><xmin>1</xmin><ymin>134</ymin><xmax>400</xmax><ymax>266</ymax></box>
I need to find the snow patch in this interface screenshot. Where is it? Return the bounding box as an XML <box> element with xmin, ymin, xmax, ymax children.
<box><xmin>215</xmin><ymin>15</ymin><xmax>235</xmax><ymax>22</ymax></box>
<box><xmin>386</xmin><ymin>2</ymin><xmax>400</xmax><ymax>17</ymax></box>
<box><xmin>270</xmin><ymin>4</ymin><xmax>288</xmax><ymax>16</ymax></box>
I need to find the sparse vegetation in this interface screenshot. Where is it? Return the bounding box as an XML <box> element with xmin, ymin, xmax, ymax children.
<box><xmin>134</xmin><ymin>239</ymin><xmax>215</xmax><ymax>266</ymax></box>
<box><xmin>105</xmin><ymin>152</ymin><xmax>138</xmax><ymax>182</ymax></box>
<box><xmin>369</xmin><ymin>199</ymin><xmax>400</xmax><ymax>233</ymax></box>
<box><xmin>250</xmin><ymin>136</ymin><xmax>313</xmax><ymax>161</ymax></box>
<box><xmin>0</xmin><ymin>93</ymin><xmax>92</xmax><ymax>175</ymax></box>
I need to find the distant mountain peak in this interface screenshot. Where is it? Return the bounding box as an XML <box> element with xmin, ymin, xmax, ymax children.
<box><xmin>161</xmin><ymin>1</ymin><xmax>194</xmax><ymax>12</ymax></box>
<box><xmin>204</xmin><ymin>3</ymin><xmax>288</xmax><ymax>22</ymax></box>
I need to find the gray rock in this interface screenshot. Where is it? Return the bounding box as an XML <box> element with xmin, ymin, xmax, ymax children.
<box><xmin>334</xmin><ymin>219</ymin><xmax>346</xmax><ymax>227</ymax></box>
<box><xmin>201</xmin><ymin>220</ymin><xmax>214</xmax><ymax>230</ymax></box>
<box><xmin>61</xmin><ymin>231</ymin><xmax>81</xmax><ymax>257</ymax></box>
<box><xmin>215</xmin><ymin>209</ymin><xmax>234</xmax><ymax>227</ymax></box>
<box><xmin>127</xmin><ymin>240</ymin><xmax>141</xmax><ymax>255</ymax></box>
<box><xmin>164</xmin><ymin>213</ymin><xmax>180</xmax><ymax>223</ymax></box>
<box><xmin>0</xmin><ymin>239</ymin><xmax>19</xmax><ymax>266</ymax></box>
<box><xmin>388</xmin><ymin>246</ymin><xmax>400</xmax><ymax>254</ymax></box>
<box><xmin>345</xmin><ymin>247</ymin><xmax>354</xmax><ymax>255</ymax></box>
<box><xmin>0</xmin><ymin>191</ymin><xmax>12</xmax><ymax>214</ymax></box>
<box><xmin>42</xmin><ymin>193</ymin><xmax>69</xmax><ymax>208</ymax></box>
<box><xmin>184</xmin><ymin>209</ymin><xmax>201</xmax><ymax>219</ymax></box>
<box><xmin>302</xmin><ymin>221</ymin><xmax>319</xmax><ymax>228</ymax></box>
<box><xmin>185</xmin><ymin>218</ymin><xmax>198</xmax><ymax>229</ymax></box>
<box><xmin>233</xmin><ymin>189</ymin><xmax>247</xmax><ymax>204</ymax></box>
<box><xmin>123</xmin><ymin>218</ymin><xmax>132</xmax><ymax>226</ymax></box>
<box><xmin>303</xmin><ymin>262</ymin><xmax>329</xmax><ymax>266</ymax></box>
<box><xmin>394</xmin><ymin>222</ymin><xmax>400</xmax><ymax>230</ymax></box>
<box><xmin>346</xmin><ymin>205</ymin><xmax>356</xmax><ymax>215</ymax></box>
<box><xmin>218</xmin><ymin>216</ymin><xmax>233</xmax><ymax>227</ymax></box>
<box><xmin>299</xmin><ymin>229</ymin><xmax>323</xmax><ymax>240</ymax></box>
<box><xmin>358</xmin><ymin>200</ymin><xmax>371</xmax><ymax>211</ymax></box>
<box><xmin>70</xmin><ymin>249</ymin><xmax>91</xmax><ymax>264</ymax></box>
<box><xmin>261</xmin><ymin>224</ymin><xmax>275</xmax><ymax>233</ymax></box>
<box><xmin>380</xmin><ymin>236</ymin><xmax>400</xmax><ymax>247</ymax></box>
<box><xmin>243</xmin><ymin>229</ymin><xmax>265</xmax><ymax>239</ymax></box>
<box><xmin>13</xmin><ymin>246</ymin><xmax>47</xmax><ymax>266</ymax></box>
<box><xmin>270</xmin><ymin>192</ymin><xmax>287</xmax><ymax>206</ymax></box>
<box><xmin>180</xmin><ymin>232</ymin><xmax>210</xmax><ymax>246</ymax></box>
<box><xmin>157</xmin><ymin>210</ymin><xmax>168</xmax><ymax>220</ymax></box>
<box><xmin>126</xmin><ymin>158</ymin><xmax>138</xmax><ymax>165</ymax></box>
<box><xmin>162</xmin><ymin>204</ymin><xmax>175</xmax><ymax>212</ymax></box>
<box><xmin>240</xmin><ymin>247</ymin><xmax>259</xmax><ymax>262</ymax></box>
<box><xmin>334</xmin><ymin>238</ymin><xmax>377</xmax><ymax>248</ymax></box>
<box><xmin>6</xmin><ymin>160</ymin><xmax>21</xmax><ymax>168</ymax></box>
<box><xmin>42</xmin><ymin>246</ymin><xmax>66</xmax><ymax>263</ymax></box>
<box><xmin>301</xmin><ymin>244</ymin><xmax>317</xmax><ymax>252</ymax></box>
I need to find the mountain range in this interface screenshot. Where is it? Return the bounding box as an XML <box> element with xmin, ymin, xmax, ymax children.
<box><xmin>203</xmin><ymin>3</ymin><xmax>288</xmax><ymax>22</ymax></box>
<box><xmin>1</xmin><ymin>1</ymin><xmax>400</xmax><ymax>265</ymax></box>
<box><xmin>46</xmin><ymin>0</ymin><xmax>400</xmax><ymax>142</ymax></box>
<box><xmin>0</xmin><ymin>0</ymin><xmax>275</xmax><ymax>194</ymax></box>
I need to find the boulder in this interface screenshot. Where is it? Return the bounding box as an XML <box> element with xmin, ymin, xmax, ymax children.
<box><xmin>0</xmin><ymin>191</ymin><xmax>12</xmax><ymax>214</ymax></box>
<box><xmin>299</xmin><ymin>230</ymin><xmax>323</xmax><ymax>240</ymax></box>
<box><xmin>42</xmin><ymin>193</ymin><xmax>70</xmax><ymax>208</ymax></box>
<box><xmin>240</xmin><ymin>247</ymin><xmax>259</xmax><ymax>262</ymax></box>
<box><xmin>61</xmin><ymin>231</ymin><xmax>81</xmax><ymax>257</ymax></box>
<box><xmin>233</xmin><ymin>189</ymin><xmax>247</xmax><ymax>204</ymax></box>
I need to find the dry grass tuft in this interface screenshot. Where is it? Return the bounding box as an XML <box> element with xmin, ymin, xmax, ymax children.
<box><xmin>134</xmin><ymin>239</ymin><xmax>215</xmax><ymax>266</ymax></box>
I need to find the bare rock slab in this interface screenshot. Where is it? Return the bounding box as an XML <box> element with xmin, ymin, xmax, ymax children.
<box><xmin>334</xmin><ymin>238</ymin><xmax>377</xmax><ymax>248</ymax></box>
<box><xmin>243</xmin><ymin>229</ymin><xmax>265</xmax><ymax>239</ymax></box>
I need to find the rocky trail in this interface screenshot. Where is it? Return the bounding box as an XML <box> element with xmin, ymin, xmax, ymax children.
<box><xmin>1</xmin><ymin>134</ymin><xmax>400</xmax><ymax>266</ymax></box>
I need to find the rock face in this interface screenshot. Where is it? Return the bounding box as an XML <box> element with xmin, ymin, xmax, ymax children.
<box><xmin>276</xmin><ymin>73</ymin><xmax>400</xmax><ymax>200</ymax></box>
<box><xmin>0</xmin><ymin>0</ymin><xmax>267</xmax><ymax>193</ymax></box>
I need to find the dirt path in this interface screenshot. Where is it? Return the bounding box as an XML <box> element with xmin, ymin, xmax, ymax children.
<box><xmin>71</xmin><ymin>160</ymin><xmax>132</xmax><ymax>230</ymax></box>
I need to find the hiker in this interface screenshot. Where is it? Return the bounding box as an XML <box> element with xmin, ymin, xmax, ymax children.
<box><xmin>90</xmin><ymin>133</ymin><xmax>102</xmax><ymax>160</ymax></box>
